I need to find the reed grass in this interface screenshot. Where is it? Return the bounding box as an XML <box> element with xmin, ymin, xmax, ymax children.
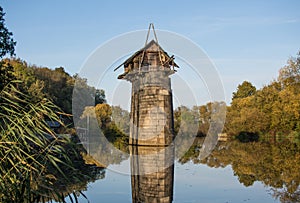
<box><xmin>0</xmin><ymin>81</ymin><xmax>86</xmax><ymax>202</ymax></box>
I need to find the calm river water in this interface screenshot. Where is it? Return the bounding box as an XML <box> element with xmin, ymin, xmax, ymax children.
<box><xmin>60</xmin><ymin>138</ymin><xmax>300</xmax><ymax>203</ymax></box>
<box><xmin>74</xmin><ymin>160</ymin><xmax>277</xmax><ymax>203</ymax></box>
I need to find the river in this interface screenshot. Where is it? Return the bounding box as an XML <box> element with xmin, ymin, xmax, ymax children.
<box><xmin>54</xmin><ymin>137</ymin><xmax>300</xmax><ymax>203</ymax></box>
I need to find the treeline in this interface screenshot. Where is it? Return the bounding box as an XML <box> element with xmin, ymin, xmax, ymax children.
<box><xmin>0</xmin><ymin>6</ymin><xmax>105</xmax><ymax>202</ymax></box>
<box><xmin>2</xmin><ymin>25</ymin><xmax>299</xmax><ymax>143</ymax></box>
<box><xmin>2</xmin><ymin>58</ymin><xmax>104</xmax><ymax>115</ymax></box>
<box><xmin>2</xmin><ymin>57</ymin><xmax>129</xmax><ymax>149</ymax></box>
<box><xmin>178</xmin><ymin>51</ymin><xmax>300</xmax><ymax>140</ymax></box>
<box><xmin>224</xmin><ymin>51</ymin><xmax>300</xmax><ymax>138</ymax></box>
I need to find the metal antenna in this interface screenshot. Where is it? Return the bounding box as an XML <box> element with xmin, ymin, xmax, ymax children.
<box><xmin>114</xmin><ymin>24</ymin><xmax>163</xmax><ymax>72</ymax></box>
<box><xmin>139</xmin><ymin>23</ymin><xmax>163</xmax><ymax>71</ymax></box>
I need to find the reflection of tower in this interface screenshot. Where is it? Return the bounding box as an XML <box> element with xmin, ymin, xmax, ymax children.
<box><xmin>115</xmin><ymin>24</ymin><xmax>179</xmax><ymax>146</ymax></box>
<box><xmin>130</xmin><ymin>145</ymin><xmax>174</xmax><ymax>203</ymax></box>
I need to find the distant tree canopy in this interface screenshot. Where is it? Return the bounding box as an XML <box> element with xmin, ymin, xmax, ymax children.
<box><xmin>232</xmin><ymin>81</ymin><xmax>256</xmax><ymax>100</ymax></box>
<box><xmin>1</xmin><ymin>58</ymin><xmax>106</xmax><ymax>115</ymax></box>
<box><xmin>179</xmin><ymin>50</ymin><xmax>300</xmax><ymax>139</ymax></box>
<box><xmin>4</xmin><ymin>49</ymin><xmax>295</xmax><ymax>140</ymax></box>
<box><xmin>225</xmin><ymin>51</ymin><xmax>300</xmax><ymax>138</ymax></box>
<box><xmin>79</xmin><ymin>103</ymin><xmax>129</xmax><ymax>152</ymax></box>
<box><xmin>32</xmin><ymin>65</ymin><xmax>75</xmax><ymax>113</ymax></box>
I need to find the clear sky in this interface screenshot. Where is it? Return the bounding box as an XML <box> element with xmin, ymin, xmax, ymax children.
<box><xmin>1</xmin><ymin>0</ymin><xmax>300</xmax><ymax>105</ymax></box>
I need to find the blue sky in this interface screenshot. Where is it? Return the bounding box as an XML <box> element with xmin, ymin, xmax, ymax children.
<box><xmin>2</xmin><ymin>1</ymin><xmax>300</xmax><ymax>105</ymax></box>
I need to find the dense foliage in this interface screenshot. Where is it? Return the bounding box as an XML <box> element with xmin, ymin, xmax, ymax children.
<box><xmin>224</xmin><ymin>51</ymin><xmax>300</xmax><ymax>138</ymax></box>
<box><xmin>0</xmin><ymin>6</ymin><xmax>103</xmax><ymax>202</ymax></box>
<box><xmin>176</xmin><ymin>51</ymin><xmax>300</xmax><ymax>140</ymax></box>
<box><xmin>2</xmin><ymin>58</ymin><xmax>104</xmax><ymax>115</ymax></box>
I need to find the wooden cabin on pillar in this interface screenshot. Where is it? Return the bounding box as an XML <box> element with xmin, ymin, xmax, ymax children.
<box><xmin>117</xmin><ymin>40</ymin><xmax>178</xmax><ymax>80</ymax></box>
<box><xmin>115</xmin><ymin>32</ymin><xmax>179</xmax><ymax>146</ymax></box>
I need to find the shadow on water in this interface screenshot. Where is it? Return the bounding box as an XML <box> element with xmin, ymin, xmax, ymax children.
<box><xmin>236</xmin><ymin>131</ymin><xmax>260</xmax><ymax>143</ymax></box>
<box><xmin>40</xmin><ymin>137</ymin><xmax>106</xmax><ymax>203</ymax></box>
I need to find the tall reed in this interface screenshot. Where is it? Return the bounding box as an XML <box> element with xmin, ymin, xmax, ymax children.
<box><xmin>0</xmin><ymin>81</ymin><xmax>81</xmax><ymax>202</ymax></box>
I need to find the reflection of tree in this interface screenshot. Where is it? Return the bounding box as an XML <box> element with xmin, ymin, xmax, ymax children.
<box><xmin>112</xmin><ymin>105</ymin><xmax>130</xmax><ymax>135</ymax></box>
<box><xmin>179</xmin><ymin>139</ymin><xmax>300</xmax><ymax>202</ymax></box>
<box><xmin>43</xmin><ymin>161</ymin><xmax>105</xmax><ymax>202</ymax></box>
<box><xmin>78</xmin><ymin>104</ymin><xmax>129</xmax><ymax>167</ymax></box>
<box><xmin>271</xmin><ymin>187</ymin><xmax>300</xmax><ymax>203</ymax></box>
<box><xmin>37</xmin><ymin>139</ymin><xmax>106</xmax><ymax>202</ymax></box>
<box><xmin>174</xmin><ymin>102</ymin><xmax>226</xmax><ymax>138</ymax></box>
<box><xmin>178</xmin><ymin>137</ymin><xmax>205</xmax><ymax>164</ymax></box>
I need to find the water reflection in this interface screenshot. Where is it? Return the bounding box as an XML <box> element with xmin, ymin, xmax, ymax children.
<box><xmin>70</xmin><ymin>137</ymin><xmax>300</xmax><ymax>203</ymax></box>
<box><xmin>130</xmin><ymin>145</ymin><xmax>175</xmax><ymax>203</ymax></box>
<box><xmin>46</xmin><ymin>165</ymin><xmax>105</xmax><ymax>202</ymax></box>
<box><xmin>179</xmin><ymin>137</ymin><xmax>300</xmax><ymax>203</ymax></box>
<box><xmin>47</xmin><ymin>137</ymin><xmax>300</xmax><ymax>203</ymax></box>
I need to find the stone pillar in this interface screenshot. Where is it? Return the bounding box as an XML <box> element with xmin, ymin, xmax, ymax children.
<box><xmin>127</xmin><ymin>68</ymin><xmax>174</xmax><ymax>146</ymax></box>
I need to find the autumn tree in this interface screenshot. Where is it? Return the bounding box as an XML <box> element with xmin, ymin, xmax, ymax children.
<box><xmin>79</xmin><ymin>103</ymin><xmax>129</xmax><ymax>153</ymax></box>
<box><xmin>278</xmin><ymin>51</ymin><xmax>300</xmax><ymax>88</ymax></box>
<box><xmin>232</xmin><ymin>81</ymin><xmax>256</xmax><ymax>100</ymax></box>
<box><xmin>174</xmin><ymin>106</ymin><xmax>199</xmax><ymax>136</ymax></box>
<box><xmin>32</xmin><ymin>66</ymin><xmax>75</xmax><ymax>113</ymax></box>
<box><xmin>225</xmin><ymin>50</ymin><xmax>300</xmax><ymax>138</ymax></box>
<box><xmin>198</xmin><ymin>104</ymin><xmax>211</xmax><ymax>136</ymax></box>
<box><xmin>95</xmin><ymin>103</ymin><xmax>112</xmax><ymax>128</ymax></box>
<box><xmin>0</xmin><ymin>60</ymin><xmax>15</xmax><ymax>91</ymax></box>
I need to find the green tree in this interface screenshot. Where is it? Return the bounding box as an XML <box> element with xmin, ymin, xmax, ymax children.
<box><xmin>72</xmin><ymin>73</ymin><xmax>98</xmax><ymax>117</ymax></box>
<box><xmin>225</xmin><ymin>50</ymin><xmax>300</xmax><ymax>138</ymax></box>
<box><xmin>197</xmin><ymin>102</ymin><xmax>226</xmax><ymax>136</ymax></box>
<box><xmin>95</xmin><ymin>89</ymin><xmax>106</xmax><ymax>105</ymax></box>
<box><xmin>232</xmin><ymin>81</ymin><xmax>256</xmax><ymax>100</ymax></box>
<box><xmin>3</xmin><ymin>58</ymin><xmax>46</xmax><ymax>101</ymax></box>
<box><xmin>33</xmin><ymin>66</ymin><xmax>75</xmax><ymax>113</ymax></box>
<box><xmin>95</xmin><ymin>103</ymin><xmax>112</xmax><ymax>128</ymax></box>
<box><xmin>80</xmin><ymin>104</ymin><xmax>128</xmax><ymax>153</ymax></box>
<box><xmin>0</xmin><ymin>6</ymin><xmax>16</xmax><ymax>58</ymax></box>
<box><xmin>0</xmin><ymin>6</ymin><xmax>16</xmax><ymax>90</ymax></box>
